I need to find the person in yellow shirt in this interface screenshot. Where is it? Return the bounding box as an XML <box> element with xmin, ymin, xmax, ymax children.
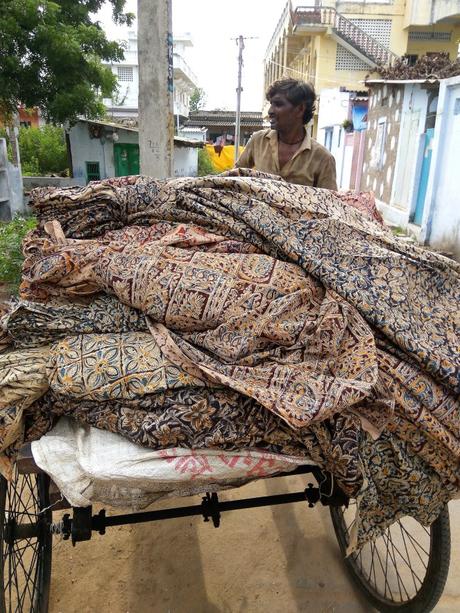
<box><xmin>236</xmin><ymin>78</ymin><xmax>337</xmax><ymax>189</ymax></box>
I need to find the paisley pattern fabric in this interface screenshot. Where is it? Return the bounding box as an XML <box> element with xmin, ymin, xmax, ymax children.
<box><xmin>0</xmin><ymin>347</ymin><xmax>50</xmax><ymax>453</ymax></box>
<box><xmin>1</xmin><ymin>295</ymin><xmax>147</xmax><ymax>349</ymax></box>
<box><xmin>27</xmin><ymin>171</ymin><xmax>459</xmax><ymax>393</ymax></box>
<box><xmin>0</xmin><ymin>169</ymin><xmax>456</xmax><ymax>547</ymax></box>
<box><xmin>48</xmin><ymin>333</ymin><xmax>206</xmax><ymax>401</ymax></box>
<box><xmin>21</xmin><ymin>227</ymin><xmax>387</xmax><ymax>430</ymax></box>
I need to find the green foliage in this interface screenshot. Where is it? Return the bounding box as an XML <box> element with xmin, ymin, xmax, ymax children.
<box><xmin>190</xmin><ymin>88</ymin><xmax>207</xmax><ymax>113</ymax></box>
<box><xmin>0</xmin><ymin>216</ymin><xmax>37</xmax><ymax>292</ymax></box>
<box><xmin>18</xmin><ymin>126</ymin><xmax>68</xmax><ymax>176</ymax></box>
<box><xmin>198</xmin><ymin>148</ymin><xmax>218</xmax><ymax>176</ymax></box>
<box><xmin>0</xmin><ymin>1</ymin><xmax>135</xmax><ymax>124</ymax></box>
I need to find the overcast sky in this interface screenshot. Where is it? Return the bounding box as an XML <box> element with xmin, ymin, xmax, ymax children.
<box><xmin>97</xmin><ymin>0</ymin><xmax>290</xmax><ymax>111</ymax></box>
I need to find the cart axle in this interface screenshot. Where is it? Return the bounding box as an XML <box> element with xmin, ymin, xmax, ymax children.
<box><xmin>50</xmin><ymin>480</ymin><xmax>348</xmax><ymax>545</ymax></box>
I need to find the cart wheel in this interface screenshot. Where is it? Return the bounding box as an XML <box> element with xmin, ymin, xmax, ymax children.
<box><xmin>0</xmin><ymin>468</ymin><xmax>52</xmax><ymax>613</ymax></box>
<box><xmin>330</xmin><ymin>501</ymin><xmax>450</xmax><ymax>612</ymax></box>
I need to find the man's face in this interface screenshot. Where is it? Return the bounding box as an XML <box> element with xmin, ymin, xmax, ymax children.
<box><xmin>268</xmin><ymin>93</ymin><xmax>305</xmax><ymax>131</ymax></box>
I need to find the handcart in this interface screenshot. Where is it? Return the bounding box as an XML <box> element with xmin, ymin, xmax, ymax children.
<box><xmin>0</xmin><ymin>443</ymin><xmax>451</xmax><ymax>613</ymax></box>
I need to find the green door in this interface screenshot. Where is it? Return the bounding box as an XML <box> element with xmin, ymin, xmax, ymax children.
<box><xmin>114</xmin><ymin>143</ymin><xmax>140</xmax><ymax>176</ymax></box>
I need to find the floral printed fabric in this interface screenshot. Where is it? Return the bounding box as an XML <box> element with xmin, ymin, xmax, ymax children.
<box><xmin>0</xmin><ymin>169</ymin><xmax>457</xmax><ymax>547</ymax></box>
<box><xmin>28</xmin><ymin>170</ymin><xmax>460</xmax><ymax>393</ymax></box>
<box><xmin>21</xmin><ymin>225</ymin><xmax>386</xmax><ymax>430</ymax></box>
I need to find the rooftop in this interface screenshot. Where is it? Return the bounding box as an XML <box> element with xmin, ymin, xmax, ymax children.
<box><xmin>76</xmin><ymin>118</ymin><xmax>203</xmax><ymax>148</ymax></box>
<box><xmin>186</xmin><ymin>110</ymin><xmax>266</xmax><ymax>129</ymax></box>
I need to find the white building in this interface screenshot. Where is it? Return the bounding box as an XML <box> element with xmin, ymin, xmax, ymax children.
<box><xmin>103</xmin><ymin>31</ymin><xmax>199</xmax><ymax>125</ymax></box>
<box><xmin>317</xmin><ymin>88</ymin><xmax>368</xmax><ymax>191</ymax></box>
<box><xmin>68</xmin><ymin>119</ymin><xmax>202</xmax><ymax>183</ymax></box>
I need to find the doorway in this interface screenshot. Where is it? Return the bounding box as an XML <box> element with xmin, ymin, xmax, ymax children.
<box><xmin>114</xmin><ymin>143</ymin><xmax>140</xmax><ymax>176</ymax></box>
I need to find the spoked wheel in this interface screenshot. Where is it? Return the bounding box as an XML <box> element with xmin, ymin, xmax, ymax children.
<box><xmin>0</xmin><ymin>468</ymin><xmax>52</xmax><ymax>613</ymax></box>
<box><xmin>330</xmin><ymin>501</ymin><xmax>450</xmax><ymax>612</ymax></box>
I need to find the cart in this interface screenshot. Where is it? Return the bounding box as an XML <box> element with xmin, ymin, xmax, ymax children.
<box><xmin>0</xmin><ymin>443</ymin><xmax>451</xmax><ymax>613</ymax></box>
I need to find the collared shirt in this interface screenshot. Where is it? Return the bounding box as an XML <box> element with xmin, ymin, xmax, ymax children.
<box><xmin>235</xmin><ymin>128</ymin><xmax>337</xmax><ymax>189</ymax></box>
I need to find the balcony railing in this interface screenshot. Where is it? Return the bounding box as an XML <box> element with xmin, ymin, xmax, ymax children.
<box><xmin>173</xmin><ymin>53</ymin><xmax>198</xmax><ymax>86</ymax></box>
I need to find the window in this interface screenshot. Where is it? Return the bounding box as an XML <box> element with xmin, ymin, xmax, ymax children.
<box><xmin>405</xmin><ymin>54</ymin><xmax>418</xmax><ymax>66</ymax></box>
<box><xmin>324</xmin><ymin>128</ymin><xmax>333</xmax><ymax>151</ymax></box>
<box><xmin>19</xmin><ymin>121</ymin><xmax>32</xmax><ymax>128</ymax></box>
<box><xmin>117</xmin><ymin>66</ymin><xmax>133</xmax><ymax>82</ymax></box>
<box><xmin>86</xmin><ymin>161</ymin><xmax>101</xmax><ymax>182</ymax></box>
<box><xmin>408</xmin><ymin>31</ymin><xmax>451</xmax><ymax>41</ymax></box>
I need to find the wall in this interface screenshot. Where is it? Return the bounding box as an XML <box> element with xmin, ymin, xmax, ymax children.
<box><xmin>389</xmin><ymin>83</ymin><xmax>431</xmax><ymax>226</ymax></box>
<box><xmin>0</xmin><ymin>138</ymin><xmax>25</xmax><ymax>220</ymax></box>
<box><xmin>421</xmin><ymin>75</ymin><xmax>460</xmax><ymax>258</ymax></box>
<box><xmin>360</xmin><ymin>83</ymin><xmax>404</xmax><ymax>215</ymax></box>
<box><xmin>317</xmin><ymin>88</ymin><xmax>350</xmax><ymax>187</ymax></box>
<box><xmin>23</xmin><ymin>177</ymin><xmax>82</xmax><ymax>190</ymax></box>
<box><xmin>174</xmin><ymin>147</ymin><xmax>198</xmax><ymax>177</ymax></box>
<box><xmin>318</xmin><ymin>89</ymin><xmax>351</xmax><ymax>129</ymax></box>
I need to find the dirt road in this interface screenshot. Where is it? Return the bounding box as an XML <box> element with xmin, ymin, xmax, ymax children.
<box><xmin>48</xmin><ymin>475</ymin><xmax>460</xmax><ymax>613</ymax></box>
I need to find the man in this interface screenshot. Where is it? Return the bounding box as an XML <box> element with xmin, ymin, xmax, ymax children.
<box><xmin>236</xmin><ymin>78</ymin><xmax>337</xmax><ymax>189</ymax></box>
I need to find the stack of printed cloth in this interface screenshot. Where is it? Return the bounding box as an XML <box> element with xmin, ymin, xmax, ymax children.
<box><xmin>1</xmin><ymin>169</ymin><xmax>459</xmax><ymax>548</ymax></box>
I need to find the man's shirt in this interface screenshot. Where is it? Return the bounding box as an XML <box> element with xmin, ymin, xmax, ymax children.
<box><xmin>235</xmin><ymin>128</ymin><xmax>337</xmax><ymax>189</ymax></box>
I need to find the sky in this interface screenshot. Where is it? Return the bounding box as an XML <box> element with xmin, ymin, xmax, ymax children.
<box><xmin>97</xmin><ymin>0</ymin><xmax>290</xmax><ymax>111</ymax></box>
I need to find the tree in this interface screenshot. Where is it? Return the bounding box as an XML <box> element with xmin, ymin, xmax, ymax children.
<box><xmin>18</xmin><ymin>125</ymin><xmax>68</xmax><ymax>175</ymax></box>
<box><xmin>0</xmin><ymin>1</ymin><xmax>134</xmax><ymax>125</ymax></box>
<box><xmin>189</xmin><ymin>88</ymin><xmax>207</xmax><ymax>113</ymax></box>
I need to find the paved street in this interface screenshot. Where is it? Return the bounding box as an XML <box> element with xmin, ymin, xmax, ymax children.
<box><xmin>49</xmin><ymin>474</ymin><xmax>460</xmax><ymax>612</ymax></box>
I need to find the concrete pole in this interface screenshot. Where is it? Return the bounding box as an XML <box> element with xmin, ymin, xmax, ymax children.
<box><xmin>138</xmin><ymin>0</ymin><xmax>174</xmax><ymax>177</ymax></box>
<box><xmin>234</xmin><ymin>35</ymin><xmax>244</xmax><ymax>163</ymax></box>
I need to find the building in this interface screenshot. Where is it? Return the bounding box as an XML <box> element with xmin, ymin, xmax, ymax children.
<box><xmin>264</xmin><ymin>1</ymin><xmax>460</xmax><ymax>126</ymax></box>
<box><xmin>361</xmin><ymin>73</ymin><xmax>460</xmax><ymax>258</ymax></box>
<box><xmin>420</xmin><ymin>75</ymin><xmax>460</xmax><ymax>258</ymax></box>
<box><xmin>317</xmin><ymin>87</ymin><xmax>368</xmax><ymax>189</ymax></box>
<box><xmin>185</xmin><ymin>110</ymin><xmax>267</xmax><ymax>145</ymax></box>
<box><xmin>68</xmin><ymin>119</ymin><xmax>202</xmax><ymax>183</ymax></box>
<box><xmin>103</xmin><ymin>31</ymin><xmax>199</xmax><ymax>125</ymax></box>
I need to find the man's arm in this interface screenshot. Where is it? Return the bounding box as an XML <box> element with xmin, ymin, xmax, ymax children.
<box><xmin>316</xmin><ymin>155</ymin><xmax>337</xmax><ymax>190</ymax></box>
<box><xmin>235</xmin><ymin>137</ymin><xmax>255</xmax><ymax>168</ymax></box>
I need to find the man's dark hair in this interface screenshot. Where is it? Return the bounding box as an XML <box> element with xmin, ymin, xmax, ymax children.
<box><xmin>266</xmin><ymin>78</ymin><xmax>316</xmax><ymax>125</ymax></box>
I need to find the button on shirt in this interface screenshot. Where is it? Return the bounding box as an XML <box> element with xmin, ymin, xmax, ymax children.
<box><xmin>235</xmin><ymin>128</ymin><xmax>337</xmax><ymax>189</ymax></box>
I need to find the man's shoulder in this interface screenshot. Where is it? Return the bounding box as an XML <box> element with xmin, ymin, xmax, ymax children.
<box><xmin>310</xmin><ymin>138</ymin><xmax>334</xmax><ymax>160</ymax></box>
<box><xmin>249</xmin><ymin>128</ymin><xmax>272</xmax><ymax>143</ymax></box>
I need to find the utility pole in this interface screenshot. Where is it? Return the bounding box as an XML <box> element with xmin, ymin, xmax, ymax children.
<box><xmin>234</xmin><ymin>35</ymin><xmax>244</xmax><ymax>163</ymax></box>
<box><xmin>138</xmin><ymin>0</ymin><xmax>174</xmax><ymax>177</ymax></box>
<box><xmin>233</xmin><ymin>35</ymin><xmax>258</xmax><ymax>163</ymax></box>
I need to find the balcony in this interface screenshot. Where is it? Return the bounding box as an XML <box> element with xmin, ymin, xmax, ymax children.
<box><xmin>433</xmin><ymin>0</ymin><xmax>460</xmax><ymax>23</ymax></box>
<box><xmin>405</xmin><ymin>0</ymin><xmax>460</xmax><ymax>26</ymax></box>
<box><xmin>173</xmin><ymin>53</ymin><xmax>198</xmax><ymax>89</ymax></box>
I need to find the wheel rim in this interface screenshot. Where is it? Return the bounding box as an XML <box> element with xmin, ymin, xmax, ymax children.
<box><xmin>0</xmin><ymin>471</ymin><xmax>50</xmax><ymax>613</ymax></box>
<box><xmin>337</xmin><ymin>501</ymin><xmax>435</xmax><ymax>606</ymax></box>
